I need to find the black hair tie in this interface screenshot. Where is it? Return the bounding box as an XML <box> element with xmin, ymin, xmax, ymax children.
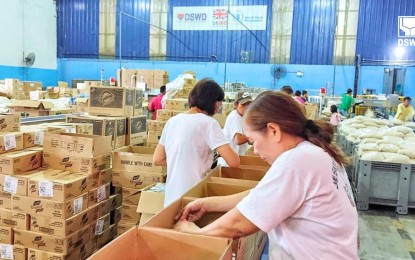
<box><xmin>305</xmin><ymin>120</ymin><xmax>319</xmax><ymax>134</ymax></box>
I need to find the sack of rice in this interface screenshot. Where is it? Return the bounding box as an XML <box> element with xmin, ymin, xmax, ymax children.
<box><xmin>379</xmin><ymin>143</ymin><xmax>399</xmax><ymax>153</ymax></box>
<box><xmin>382</xmin><ymin>152</ymin><xmax>411</xmax><ymax>164</ymax></box>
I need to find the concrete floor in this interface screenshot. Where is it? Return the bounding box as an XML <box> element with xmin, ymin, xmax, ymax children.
<box><xmin>260</xmin><ymin>206</ymin><xmax>415</xmax><ymax>259</ymax></box>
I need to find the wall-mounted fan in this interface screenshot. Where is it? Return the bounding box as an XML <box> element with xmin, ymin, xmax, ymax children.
<box><xmin>270</xmin><ymin>65</ymin><xmax>287</xmax><ymax>88</ymax></box>
<box><xmin>24</xmin><ymin>52</ymin><xmax>36</xmax><ymax>66</ymax></box>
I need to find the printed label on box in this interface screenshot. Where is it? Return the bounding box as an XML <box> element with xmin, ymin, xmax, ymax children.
<box><xmin>3</xmin><ymin>135</ymin><xmax>16</xmax><ymax>151</ymax></box>
<box><xmin>38</xmin><ymin>181</ymin><xmax>54</xmax><ymax>197</ymax></box>
<box><xmin>0</xmin><ymin>243</ymin><xmax>13</xmax><ymax>259</ymax></box>
<box><xmin>3</xmin><ymin>176</ymin><xmax>18</xmax><ymax>195</ymax></box>
<box><xmin>97</xmin><ymin>185</ymin><xmax>106</xmax><ymax>203</ymax></box>
<box><xmin>95</xmin><ymin>220</ymin><xmax>104</xmax><ymax>235</ymax></box>
<box><xmin>34</xmin><ymin>131</ymin><xmax>44</xmax><ymax>145</ymax></box>
<box><xmin>74</xmin><ymin>197</ymin><xmax>83</xmax><ymax>214</ymax></box>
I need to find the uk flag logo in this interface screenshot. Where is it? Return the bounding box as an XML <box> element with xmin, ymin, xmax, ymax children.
<box><xmin>213</xmin><ymin>9</ymin><xmax>228</xmax><ymax>20</ymax></box>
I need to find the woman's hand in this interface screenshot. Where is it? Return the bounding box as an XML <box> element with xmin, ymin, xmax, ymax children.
<box><xmin>175</xmin><ymin>198</ymin><xmax>208</xmax><ymax>222</ymax></box>
<box><xmin>173</xmin><ymin>220</ymin><xmax>202</xmax><ymax>234</ymax></box>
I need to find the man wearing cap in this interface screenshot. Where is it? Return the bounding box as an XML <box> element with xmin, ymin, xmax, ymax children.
<box><xmin>395</xmin><ymin>96</ymin><xmax>414</xmax><ymax>121</ymax></box>
<box><xmin>218</xmin><ymin>91</ymin><xmax>252</xmax><ymax>166</ymax></box>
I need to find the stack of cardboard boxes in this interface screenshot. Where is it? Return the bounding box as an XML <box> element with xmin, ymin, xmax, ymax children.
<box><xmin>0</xmin><ymin>79</ymin><xmax>42</xmax><ymax>100</ymax></box>
<box><xmin>117</xmin><ymin>69</ymin><xmax>169</xmax><ymax>90</ymax></box>
<box><xmin>112</xmin><ymin>146</ymin><xmax>166</xmax><ymax>235</ymax></box>
<box><xmin>9</xmin><ymin>132</ymin><xmax>121</xmax><ymax>259</ymax></box>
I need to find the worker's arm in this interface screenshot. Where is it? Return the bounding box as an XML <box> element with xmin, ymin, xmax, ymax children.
<box><xmin>175</xmin><ymin>207</ymin><xmax>259</xmax><ymax>239</ymax></box>
<box><xmin>153</xmin><ymin>143</ymin><xmax>167</xmax><ymax>166</ymax></box>
<box><xmin>233</xmin><ymin>133</ymin><xmax>249</xmax><ymax>146</ymax></box>
<box><xmin>395</xmin><ymin>104</ymin><xmax>403</xmax><ymax>119</ymax></box>
<box><xmin>216</xmin><ymin>144</ymin><xmax>240</xmax><ymax>168</ymax></box>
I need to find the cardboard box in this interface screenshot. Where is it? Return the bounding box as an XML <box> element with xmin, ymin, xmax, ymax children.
<box><xmin>114</xmin><ymin>117</ymin><xmax>127</xmax><ymax>149</ymax></box>
<box><xmin>42</xmin><ymin>152</ymin><xmax>111</xmax><ymax>175</ymax></box>
<box><xmin>121</xmin><ymin>203</ymin><xmax>141</xmax><ymax>223</ymax></box>
<box><xmin>209</xmin><ymin>166</ymin><xmax>266</xmax><ymax>182</ymax></box>
<box><xmin>89</xmin><ymin>226</ymin><xmax>232</xmax><ymax>260</ymax></box>
<box><xmin>0</xmin><ymin>132</ymin><xmax>23</xmax><ymax>154</ymax></box>
<box><xmin>0</xmin><ymin>114</ymin><xmax>20</xmax><ymax>132</ymax></box>
<box><xmin>14</xmin><ymin>226</ymin><xmax>89</xmax><ymax>255</ymax></box>
<box><xmin>97</xmin><ymin>169</ymin><xmax>111</xmax><ymax>187</ymax></box>
<box><xmin>113</xmin><ymin>205</ymin><xmax>122</xmax><ymax>225</ymax></box>
<box><xmin>122</xmin><ymin>187</ymin><xmax>146</xmax><ymax>205</ymax></box>
<box><xmin>0</xmin><ymin>226</ymin><xmax>13</xmax><ymax>244</ymax></box>
<box><xmin>112</xmin><ymin>170</ymin><xmax>166</xmax><ymax>189</ymax></box>
<box><xmin>8</xmin><ymin>100</ymin><xmax>53</xmax><ymax>117</ymax></box>
<box><xmin>117</xmin><ymin>220</ymin><xmax>135</xmax><ymax>236</ymax></box>
<box><xmin>239</xmin><ymin>155</ymin><xmax>270</xmax><ymax>171</ymax></box>
<box><xmin>156</xmin><ymin>109</ymin><xmax>173</xmax><ymax>121</ymax></box>
<box><xmin>153</xmin><ymin>70</ymin><xmax>169</xmax><ymax>90</ymax></box>
<box><xmin>89</xmin><ymin>213</ymin><xmax>111</xmax><ymax>239</ymax></box>
<box><xmin>138</xmin><ymin>213</ymin><xmax>154</xmax><ymax>227</ymax></box>
<box><xmin>98</xmin><ymin>194</ymin><xmax>122</xmax><ymax>217</ymax></box>
<box><xmin>89</xmin><ymin>86</ymin><xmax>134</xmax><ymax>117</ymax></box>
<box><xmin>22</xmin><ymin>130</ymin><xmax>36</xmax><ymax>148</ymax></box>
<box><xmin>43</xmin><ymin>132</ymin><xmax>112</xmax><ymax>158</ymax></box>
<box><xmin>88</xmin><ymin>183</ymin><xmax>110</xmax><ymax>207</ymax></box>
<box><xmin>136</xmin><ymin>184</ymin><xmax>165</xmax><ymax>216</ymax></box>
<box><xmin>12</xmin><ymin>193</ymin><xmax>88</xmax><ymax>219</ymax></box>
<box><xmin>147</xmin><ymin>131</ymin><xmax>161</xmax><ymax>143</ymax></box>
<box><xmin>0</xmin><ymin>208</ymin><xmax>29</xmax><ymax>229</ymax></box>
<box><xmin>75</xmin><ymin>97</ymin><xmax>89</xmax><ymax>113</ymax></box>
<box><xmin>133</xmin><ymin>90</ymin><xmax>143</xmax><ymax>116</ymax></box>
<box><xmin>27</xmin><ymin>241</ymin><xmax>95</xmax><ymax>260</ymax></box>
<box><xmin>165</xmin><ymin>98</ymin><xmax>189</xmax><ymax>111</ymax></box>
<box><xmin>183</xmin><ymin>178</ymin><xmax>256</xmax><ymax>199</ymax></box>
<box><xmin>12</xmin><ymin>245</ymin><xmax>27</xmax><ymax>260</ymax></box>
<box><xmin>96</xmin><ymin>224</ymin><xmax>117</xmax><ymax>249</ymax></box>
<box><xmin>126</xmin><ymin>116</ymin><xmax>146</xmax><ymax>146</ymax></box>
<box><xmin>31</xmin><ymin>204</ymin><xmax>99</xmax><ymax>237</ymax></box>
<box><xmin>28</xmin><ymin>173</ymin><xmax>88</xmax><ymax>201</ymax></box>
<box><xmin>45</xmin><ymin>122</ymin><xmax>94</xmax><ymax>136</ymax></box>
<box><xmin>112</xmin><ymin>146</ymin><xmax>166</xmax><ymax>173</ymax></box>
<box><xmin>0</xmin><ymin>150</ymin><xmax>42</xmax><ymax>175</ymax></box>
<box><xmin>0</xmin><ymin>192</ymin><xmax>11</xmax><ymax>209</ymax></box>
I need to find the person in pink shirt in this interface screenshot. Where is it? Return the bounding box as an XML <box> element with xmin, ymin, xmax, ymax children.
<box><xmin>294</xmin><ymin>90</ymin><xmax>305</xmax><ymax>104</ymax></box>
<box><xmin>149</xmin><ymin>85</ymin><xmax>166</xmax><ymax>120</ymax></box>
<box><xmin>175</xmin><ymin>91</ymin><xmax>358</xmax><ymax>260</ymax></box>
<box><xmin>330</xmin><ymin>105</ymin><xmax>342</xmax><ymax>127</ymax></box>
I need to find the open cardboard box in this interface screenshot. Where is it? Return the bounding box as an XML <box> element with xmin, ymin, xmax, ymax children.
<box><xmin>208</xmin><ymin>166</ymin><xmax>266</xmax><ymax>182</ymax></box>
<box><xmin>88</xmin><ymin>226</ymin><xmax>232</xmax><ymax>260</ymax></box>
<box><xmin>238</xmin><ymin>155</ymin><xmax>270</xmax><ymax>171</ymax></box>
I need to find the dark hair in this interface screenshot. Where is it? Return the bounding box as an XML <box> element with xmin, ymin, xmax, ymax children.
<box><xmin>160</xmin><ymin>85</ymin><xmax>166</xmax><ymax>93</ymax></box>
<box><xmin>347</xmin><ymin>88</ymin><xmax>353</xmax><ymax>94</ymax></box>
<box><xmin>330</xmin><ymin>105</ymin><xmax>338</xmax><ymax>113</ymax></box>
<box><xmin>281</xmin><ymin>86</ymin><xmax>293</xmax><ymax>95</ymax></box>
<box><xmin>244</xmin><ymin>91</ymin><xmax>347</xmax><ymax>165</ymax></box>
<box><xmin>404</xmin><ymin>96</ymin><xmax>411</xmax><ymax>101</ymax></box>
<box><xmin>302</xmin><ymin>90</ymin><xmax>308</xmax><ymax>95</ymax></box>
<box><xmin>188</xmin><ymin>78</ymin><xmax>224</xmax><ymax>116</ymax></box>
<box><xmin>295</xmin><ymin>90</ymin><xmax>301</xmax><ymax>97</ymax></box>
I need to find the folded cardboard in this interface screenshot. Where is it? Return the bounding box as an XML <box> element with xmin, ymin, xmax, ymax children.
<box><xmin>0</xmin><ymin>192</ymin><xmax>11</xmax><ymax>209</ymax></box>
<box><xmin>0</xmin><ymin>226</ymin><xmax>12</xmax><ymax>244</ymax></box>
<box><xmin>208</xmin><ymin>166</ymin><xmax>266</xmax><ymax>182</ymax></box>
<box><xmin>138</xmin><ymin>213</ymin><xmax>154</xmax><ymax>227</ymax></box>
<box><xmin>98</xmin><ymin>194</ymin><xmax>122</xmax><ymax>217</ymax></box>
<box><xmin>89</xmin><ymin>86</ymin><xmax>134</xmax><ymax>117</ymax></box>
<box><xmin>42</xmin><ymin>152</ymin><xmax>111</xmax><ymax>175</ymax></box>
<box><xmin>31</xmin><ymin>204</ymin><xmax>99</xmax><ymax>237</ymax></box>
<box><xmin>126</xmin><ymin>116</ymin><xmax>147</xmax><ymax>146</ymax></box>
<box><xmin>43</xmin><ymin>132</ymin><xmax>112</xmax><ymax>158</ymax></box>
<box><xmin>88</xmin><ymin>183</ymin><xmax>110</xmax><ymax>207</ymax></box>
<box><xmin>0</xmin><ymin>149</ymin><xmax>42</xmax><ymax>175</ymax></box>
<box><xmin>28</xmin><ymin>173</ymin><xmax>88</xmax><ymax>201</ymax></box>
<box><xmin>112</xmin><ymin>170</ymin><xmax>166</xmax><ymax>189</ymax></box>
<box><xmin>14</xmin><ymin>226</ymin><xmax>90</xmax><ymax>254</ymax></box>
<box><xmin>88</xmin><ymin>227</ymin><xmax>232</xmax><ymax>260</ymax></box>
<box><xmin>0</xmin><ymin>132</ymin><xmax>23</xmax><ymax>154</ymax></box>
<box><xmin>0</xmin><ymin>114</ymin><xmax>20</xmax><ymax>132</ymax></box>
<box><xmin>0</xmin><ymin>208</ymin><xmax>29</xmax><ymax>229</ymax></box>
<box><xmin>12</xmin><ymin>193</ymin><xmax>88</xmax><ymax>219</ymax></box>
<box><xmin>117</xmin><ymin>220</ymin><xmax>135</xmax><ymax>235</ymax></box>
<box><xmin>112</xmin><ymin>146</ymin><xmax>166</xmax><ymax>173</ymax></box>
<box><xmin>121</xmin><ymin>203</ymin><xmax>141</xmax><ymax>223</ymax></box>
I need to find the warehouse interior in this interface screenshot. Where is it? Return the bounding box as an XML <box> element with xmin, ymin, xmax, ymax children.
<box><xmin>0</xmin><ymin>0</ymin><xmax>415</xmax><ymax>259</ymax></box>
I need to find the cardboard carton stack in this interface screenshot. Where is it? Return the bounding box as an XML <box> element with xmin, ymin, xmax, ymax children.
<box><xmin>0</xmin><ymin>79</ymin><xmax>42</xmax><ymax>100</ymax></box>
<box><xmin>146</xmin><ymin>120</ymin><xmax>165</xmax><ymax>148</ymax></box>
<box><xmin>8</xmin><ymin>100</ymin><xmax>54</xmax><ymax>117</ymax></box>
<box><xmin>9</xmin><ymin>132</ymin><xmax>120</xmax><ymax>259</ymax></box>
<box><xmin>112</xmin><ymin>146</ymin><xmax>166</xmax><ymax>234</ymax></box>
<box><xmin>117</xmin><ymin>69</ymin><xmax>169</xmax><ymax>90</ymax></box>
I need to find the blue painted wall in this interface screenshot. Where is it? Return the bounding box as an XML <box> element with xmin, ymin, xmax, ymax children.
<box><xmin>0</xmin><ymin>65</ymin><xmax>58</xmax><ymax>87</ymax></box>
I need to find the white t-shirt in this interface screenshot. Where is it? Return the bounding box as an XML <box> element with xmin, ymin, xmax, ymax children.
<box><xmin>159</xmin><ymin>113</ymin><xmax>228</xmax><ymax>207</ymax></box>
<box><xmin>237</xmin><ymin>141</ymin><xmax>358</xmax><ymax>260</ymax></box>
<box><xmin>218</xmin><ymin>110</ymin><xmax>248</xmax><ymax>166</ymax></box>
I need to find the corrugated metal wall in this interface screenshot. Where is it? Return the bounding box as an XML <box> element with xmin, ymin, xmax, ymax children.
<box><xmin>290</xmin><ymin>0</ymin><xmax>336</xmax><ymax>65</ymax></box>
<box><xmin>167</xmin><ymin>0</ymin><xmax>272</xmax><ymax>63</ymax></box>
<box><xmin>116</xmin><ymin>0</ymin><xmax>152</xmax><ymax>59</ymax></box>
<box><xmin>57</xmin><ymin>0</ymin><xmax>99</xmax><ymax>58</ymax></box>
<box><xmin>356</xmin><ymin>0</ymin><xmax>415</xmax><ymax>61</ymax></box>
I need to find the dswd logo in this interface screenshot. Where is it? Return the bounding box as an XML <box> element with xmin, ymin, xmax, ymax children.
<box><xmin>398</xmin><ymin>16</ymin><xmax>415</xmax><ymax>46</ymax></box>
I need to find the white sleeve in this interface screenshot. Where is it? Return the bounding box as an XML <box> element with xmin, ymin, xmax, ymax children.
<box><xmin>236</xmin><ymin>162</ymin><xmax>307</xmax><ymax>233</ymax></box>
<box><xmin>228</xmin><ymin>114</ymin><xmax>244</xmax><ymax>142</ymax></box>
<box><xmin>207</xmin><ymin>120</ymin><xmax>229</xmax><ymax>150</ymax></box>
<box><xmin>159</xmin><ymin>120</ymin><xmax>169</xmax><ymax>146</ymax></box>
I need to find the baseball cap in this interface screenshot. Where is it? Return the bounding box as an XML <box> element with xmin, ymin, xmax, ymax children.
<box><xmin>235</xmin><ymin>91</ymin><xmax>253</xmax><ymax>104</ymax></box>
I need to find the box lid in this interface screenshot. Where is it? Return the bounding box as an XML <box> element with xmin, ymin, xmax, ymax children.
<box><xmin>8</xmin><ymin>100</ymin><xmax>54</xmax><ymax>109</ymax></box>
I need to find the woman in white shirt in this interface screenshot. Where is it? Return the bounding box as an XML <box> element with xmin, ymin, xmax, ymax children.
<box><xmin>153</xmin><ymin>78</ymin><xmax>240</xmax><ymax>207</ymax></box>
<box><xmin>175</xmin><ymin>91</ymin><xmax>358</xmax><ymax>260</ymax></box>
<box><xmin>218</xmin><ymin>91</ymin><xmax>252</xmax><ymax>166</ymax></box>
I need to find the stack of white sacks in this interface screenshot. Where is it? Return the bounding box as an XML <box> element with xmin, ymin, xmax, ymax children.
<box><xmin>339</xmin><ymin>115</ymin><xmax>415</xmax><ymax>164</ymax></box>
